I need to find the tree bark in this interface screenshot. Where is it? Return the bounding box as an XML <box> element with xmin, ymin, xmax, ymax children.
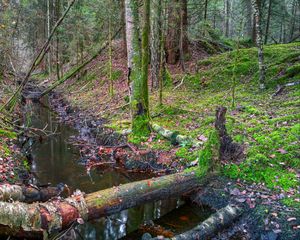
<box><xmin>0</xmin><ymin>184</ymin><xmax>64</xmax><ymax>203</ymax></box>
<box><xmin>204</xmin><ymin>0</ymin><xmax>208</xmax><ymax>21</ymax></box>
<box><xmin>152</xmin><ymin>204</ymin><xmax>243</xmax><ymax>240</ymax></box>
<box><xmin>0</xmin><ymin>171</ymin><xmax>209</xmax><ymax>238</ymax></box>
<box><xmin>244</xmin><ymin>0</ymin><xmax>253</xmax><ymax>40</ymax></box>
<box><xmin>179</xmin><ymin>0</ymin><xmax>189</xmax><ymax>71</ymax></box>
<box><xmin>252</xmin><ymin>0</ymin><xmax>266</xmax><ymax>90</ymax></box>
<box><xmin>166</xmin><ymin>1</ymin><xmax>180</xmax><ymax>64</ymax></box>
<box><xmin>289</xmin><ymin>0</ymin><xmax>297</xmax><ymax>41</ymax></box>
<box><xmin>125</xmin><ymin>0</ymin><xmax>150</xmax><ymax>135</ymax></box>
<box><xmin>264</xmin><ymin>0</ymin><xmax>272</xmax><ymax>44</ymax></box>
<box><xmin>166</xmin><ymin>0</ymin><xmax>188</xmax><ymax>65</ymax></box>
<box><xmin>150</xmin><ymin>0</ymin><xmax>162</xmax><ymax>89</ymax></box>
<box><xmin>121</xmin><ymin>0</ymin><xmax>128</xmax><ymax>57</ymax></box>
<box><xmin>55</xmin><ymin>0</ymin><xmax>61</xmax><ymax>81</ymax></box>
<box><xmin>224</xmin><ymin>0</ymin><xmax>230</xmax><ymax>37</ymax></box>
<box><xmin>215</xmin><ymin>107</ymin><xmax>244</xmax><ymax>161</ymax></box>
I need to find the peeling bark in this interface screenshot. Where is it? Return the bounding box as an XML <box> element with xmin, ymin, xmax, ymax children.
<box><xmin>0</xmin><ymin>171</ymin><xmax>208</xmax><ymax>237</ymax></box>
<box><xmin>252</xmin><ymin>0</ymin><xmax>266</xmax><ymax>90</ymax></box>
<box><xmin>0</xmin><ymin>184</ymin><xmax>63</xmax><ymax>203</ymax></box>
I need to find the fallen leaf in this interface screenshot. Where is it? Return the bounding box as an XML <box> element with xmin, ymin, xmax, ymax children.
<box><xmin>197</xmin><ymin>135</ymin><xmax>208</xmax><ymax>142</ymax></box>
<box><xmin>287</xmin><ymin>217</ymin><xmax>296</xmax><ymax>222</ymax></box>
<box><xmin>277</xmin><ymin>148</ymin><xmax>287</xmax><ymax>154</ymax></box>
<box><xmin>236</xmin><ymin>198</ymin><xmax>246</xmax><ymax>203</ymax></box>
<box><xmin>230</xmin><ymin>188</ymin><xmax>241</xmax><ymax>196</ymax></box>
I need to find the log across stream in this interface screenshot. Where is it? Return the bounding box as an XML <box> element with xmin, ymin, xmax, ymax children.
<box><xmin>21</xmin><ymin>96</ymin><xmax>213</xmax><ymax>239</ymax></box>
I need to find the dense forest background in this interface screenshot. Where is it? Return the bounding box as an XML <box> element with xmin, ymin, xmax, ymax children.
<box><xmin>0</xmin><ymin>0</ymin><xmax>299</xmax><ymax>239</ymax></box>
<box><xmin>1</xmin><ymin>0</ymin><xmax>299</xmax><ymax>78</ymax></box>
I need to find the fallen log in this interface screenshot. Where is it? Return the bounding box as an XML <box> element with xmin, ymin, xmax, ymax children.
<box><xmin>151</xmin><ymin>204</ymin><xmax>243</xmax><ymax>240</ymax></box>
<box><xmin>0</xmin><ymin>170</ymin><xmax>210</xmax><ymax>238</ymax></box>
<box><xmin>150</xmin><ymin>123</ymin><xmax>203</xmax><ymax>147</ymax></box>
<box><xmin>0</xmin><ymin>184</ymin><xmax>67</xmax><ymax>203</ymax></box>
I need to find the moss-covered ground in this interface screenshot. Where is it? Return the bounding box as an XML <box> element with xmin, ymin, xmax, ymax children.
<box><xmin>60</xmin><ymin>42</ymin><xmax>300</xmax><ymax>207</ymax></box>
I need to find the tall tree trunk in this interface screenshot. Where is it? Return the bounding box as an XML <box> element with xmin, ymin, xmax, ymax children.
<box><xmin>204</xmin><ymin>0</ymin><xmax>208</xmax><ymax>21</ymax></box>
<box><xmin>245</xmin><ymin>0</ymin><xmax>253</xmax><ymax>40</ymax></box>
<box><xmin>252</xmin><ymin>14</ymin><xmax>257</xmax><ymax>43</ymax></box>
<box><xmin>166</xmin><ymin>0</ymin><xmax>188</xmax><ymax>65</ymax></box>
<box><xmin>252</xmin><ymin>0</ymin><xmax>266</xmax><ymax>90</ymax></box>
<box><xmin>264</xmin><ymin>0</ymin><xmax>272</xmax><ymax>44</ymax></box>
<box><xmin>108</xmin><ymin>0</ymin><xmax>114</xmax><ymax>96</ymax></box>
<box><xmin>121</xmin><ymin>0</ymin><xmax>127</xmax><ymax>57</ymax></box>
<box><xmin>150</xmin><ymin>0</ymin><xmax>162</xmax><ymax>89</ymax></box>
<box><xmin>55</xmin><ymin>0</ymin><xmax>60</xmax><ymax>80</ymax></box>
<box><xmin>224</xmin><ymin>0</ymin><xmax>230</xmax><ymax>37</ymax></box>
<box><xmin>179</xmin><ymin>0</ymin><xmax>189</xmax><ymax>71</ymax></box>
<box><xmin>159</xmin><ymin>0</ymin><xmax>167</xmax><ymax>106</ymax></box>
<box><xmin>47</xmin><ymin>0</ymin><xmax>52</xmax><ymax>74</ymax></box>
<box><xmin>166</xmin><ymin>0</ymin><xmax>180</xmax><ymax>64</ymax></box>
<box><xmin>125</xmin><ymin>0</ymin><xmax>150</xmax><ymax>135</ymax></box>
<box><xmin>290</xmin><ymin>0</ymin><xmax>297</xmax><ymax>41</ymax></box>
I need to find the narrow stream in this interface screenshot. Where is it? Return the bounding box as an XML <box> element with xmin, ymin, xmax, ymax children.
<box><xmin>25</xmin><ymin>96</ymin><xmax>212</xmax><ymax>239</ymax></box>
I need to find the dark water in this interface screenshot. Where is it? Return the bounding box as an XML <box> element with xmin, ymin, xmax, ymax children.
<box><xmin>25</xmin><ymin>97</ymin><xmax>211</xmax><ymax>239</ymax></box>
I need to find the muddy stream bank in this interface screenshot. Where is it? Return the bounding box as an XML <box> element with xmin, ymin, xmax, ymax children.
<box><xmin>22</xmin><ymin>94</ymin><xmax>212</xmax><ymax>239</ymax></box>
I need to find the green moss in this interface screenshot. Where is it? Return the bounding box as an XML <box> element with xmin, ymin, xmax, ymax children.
<box><xmin>164</xmin><ymin>68</ymin><xmax>173</xmax><ymax>87</ymax></box>
<box><xmin>129</xmin><ymin>115</ymin><xmax>150</xmax><ymax>144</ymax></box>
<box><xmin>184</xmin><ymin>166</ymin><xmax>208</xmax><ymax>178</ymax></box>
<box><xmin>290</xmin><ymin>123</ymin><xmax>300</xmax><ymax>138</ymax></box>
<box><xmin>198</xmin><ymin>130</ymin><xmax>220</xmax><ymax>170</ymax></box>
<box><xmin>282</xmin><ymin>196</ymin><xmax>300</xmax><ymax>208</ymax></box>
<box><xmin>244</xmin><ymin>105</ymin><xmax>261</xmax><ymax>115</ymax></box>
<box><xmin>286</xmin><ymin>64</ymin><xmax>300</xmax><ymax>77</ymax></box>
<box><xmin>175</xmin><ymin>147</ymin><xmax>199</xmax><ymax>162</ymax></box>
<box><xmin>0</xmin><ymin>129</ymin><xmax>17</xmax><ymax>139</ymax></box>
<box><xmin>198</xmin><ymin>58</ymin><xmax>213</xmax><ymax>67</ymax></box>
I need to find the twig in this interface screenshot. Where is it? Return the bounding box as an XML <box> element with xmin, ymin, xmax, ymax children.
<box><xmin>173</xmin><ymin>75</ymin><xmax>186</xmax><ymax>90</ymax></box>
<box><xmin>0</xmin><ymin>0</ymin><xmax>76</xmax><ymax>112</ymax></box>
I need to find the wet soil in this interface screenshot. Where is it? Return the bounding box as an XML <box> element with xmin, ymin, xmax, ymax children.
<box><xmin>20</xmin><ymin>85</ymin><xmax>300</xmax><ymax>240</ymax></box>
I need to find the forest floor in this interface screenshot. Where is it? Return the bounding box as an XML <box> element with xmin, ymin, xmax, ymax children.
<box><xmin>42</xmin><ymin>40</ymin><xmax>300</xmax><ymax>239</ymax></box>
<box><xmin>0</xmin><ymin>40</ymin><xmax>299</xmax><ymax>239</ymax></box>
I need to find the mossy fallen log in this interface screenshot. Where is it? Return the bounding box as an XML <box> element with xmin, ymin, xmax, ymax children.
<box><xmin>151</xmin><ymin>204</ymin><xmax>243</xmax><ymax>240</ymax></box>
<box><xmin>0</xmin><ymin>184</ymin><xmax>65</xmax><ymax>203</ymax></box>
<box><xmin>0</xmin><ymin>171</ymin><xmax>210</xmax><ymax>238</ymax></box>
<box><xmin>150</xmin><ymin>123</ymin><xmax>203</xmax><ymax>147</ymax></box>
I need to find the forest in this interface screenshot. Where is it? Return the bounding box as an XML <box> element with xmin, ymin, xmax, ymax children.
<box><xmin>0</xmin><ymin>0</ymin><xmax>299</xmax><ymax>239</ymax></box>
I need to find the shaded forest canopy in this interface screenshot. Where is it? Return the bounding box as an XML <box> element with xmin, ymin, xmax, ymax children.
<box><xmin>0</xmin><ymin>0</ymin><xmax>300</xmax><ymax>239</ymax></box>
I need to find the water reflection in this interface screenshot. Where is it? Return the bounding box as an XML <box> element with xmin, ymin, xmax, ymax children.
<box><xmin>25</xmin><ymin>98</ymin><xmax>185</xmax><ymax>239</ymax></box>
